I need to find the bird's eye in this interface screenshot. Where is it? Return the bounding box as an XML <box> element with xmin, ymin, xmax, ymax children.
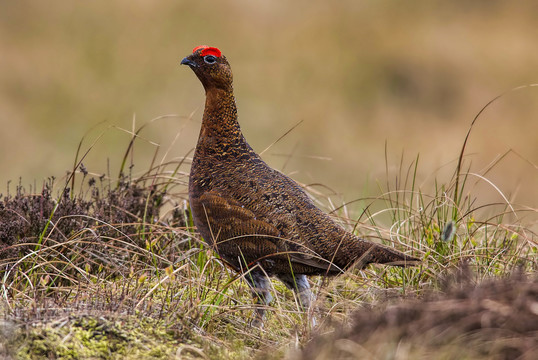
<box><xmin>204</xmin><ymin>55</ymin><xmax>217</xmax><ymax>64</ymax></box>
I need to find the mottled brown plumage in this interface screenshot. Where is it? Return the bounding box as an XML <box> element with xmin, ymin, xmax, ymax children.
<box><xmin>181</xmin><ymin>46</ymin><xmax>419</xmax><ymax>326</ymax></box>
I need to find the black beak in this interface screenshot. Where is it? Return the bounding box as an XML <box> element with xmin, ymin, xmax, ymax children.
<box><xmin>181</xmin><ymin>57</ymin><xmax>196</xmax><ymax>67</ymax></box>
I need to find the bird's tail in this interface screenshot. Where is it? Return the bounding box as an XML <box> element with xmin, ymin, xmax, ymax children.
<box><xmin>349</xmin><ymin>239</ymin><xmax>419</xmax><ymax>270</ymax></box>
<box><xmin>321</xmin><ymin>231</ymin><xmax>419</xmax><ymax>271</ymax></box>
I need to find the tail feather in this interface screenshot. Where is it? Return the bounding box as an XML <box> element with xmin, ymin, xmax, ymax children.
<box><xmin>349</xmin><ymin>241</ymin><xmax>419</xmax><ymax>270</ymax></box>
<box><xmin>331</xmin><ymin>233</ymin><xmax>419</xmax><ymax>271</ymax></box>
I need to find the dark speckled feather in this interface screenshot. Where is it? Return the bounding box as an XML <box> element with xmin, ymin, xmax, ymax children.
<box><xmin>181</xmin><ymin>46</ymin><xmax>419</xmax><ymax>326</ymax></box>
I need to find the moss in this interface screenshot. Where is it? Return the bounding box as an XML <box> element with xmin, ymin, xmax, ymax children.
<box><xmin>7</xmin><ymin>312</ymin><xmax>268</xmax><ymax>360</ymax></box>
<box><xmin>11</xmin><ymin>315</ymin><xmax>184</xmax><ymax>359</ymax></box>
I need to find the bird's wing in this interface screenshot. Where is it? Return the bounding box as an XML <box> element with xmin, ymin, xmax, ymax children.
<box><xmin>195</xmin><ymin>192</ymin><xmax>282</xmax><ymax>259</ymax></box>
<box><xmin>287</xmin><ymin>253</ymin><xmax>342</xmax><ymax>272</ymax></box>
<box><xmin>195</xmin><ymin>191</ymin><xmax>345</xmax><ymax>274</ymax></box>
<box><xmin>195</xmin><ymin>191</ymin><xmax>339</xmax><ymax>273</ymax></box>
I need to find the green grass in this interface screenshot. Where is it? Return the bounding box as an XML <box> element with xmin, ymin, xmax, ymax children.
<box><xmin>0</xmin><ymin>116</ymin><xmax>536</xmax><ymax>359</ymax></box>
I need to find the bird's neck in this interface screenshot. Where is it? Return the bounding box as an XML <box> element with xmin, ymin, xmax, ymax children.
<box><xmin>193</xmin><ymin>86</ymin><xmax>260</xmax><ymax>166</ymax></box>
<box><xmin>200</xmin><ymin>87</ymin><xmax>242</xmax><ymax>140</ymax></box>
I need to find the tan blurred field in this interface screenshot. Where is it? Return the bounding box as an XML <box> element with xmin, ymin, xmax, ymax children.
<box><xmin>1</xmin><ymin>0</ymin><xmax>537</xmax><ymax>211</ymax></box>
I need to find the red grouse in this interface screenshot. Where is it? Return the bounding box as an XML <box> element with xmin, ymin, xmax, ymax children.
<box><xmin>181</xmin><ymin>45</ymin><xmax>418</xmax><ymax>326</ymax></box>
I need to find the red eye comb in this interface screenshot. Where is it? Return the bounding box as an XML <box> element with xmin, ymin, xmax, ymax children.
<box><xmin>192</xmin><ymin>45</ymin><xmax>222</xmax><ymax>58</ymax></box>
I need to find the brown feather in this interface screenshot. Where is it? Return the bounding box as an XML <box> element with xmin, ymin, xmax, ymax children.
<box><xmin>180</xmin><ymin>46</ymin><xmax>419</xmax><ymax>325</ymax></box>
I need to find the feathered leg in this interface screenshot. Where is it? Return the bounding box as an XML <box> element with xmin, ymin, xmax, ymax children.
<box><xmin>278</xmin><ymin>273</ymin><xmax>316</xmax><ymax>327</ymax></box>
<box><xmin>277</xmin><ymin>274</ymin><xmax>313</xmax><ymax>310</ymax></box>
<box><xmin>244</xmin><ymin>270</ymin><xmax>273</xmax><ymax>328</ymax></box>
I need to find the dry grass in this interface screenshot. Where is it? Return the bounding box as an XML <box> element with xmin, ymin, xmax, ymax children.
<box><xmin>298</xmin><ymin>271</ymin><xmax>538</xmax><ymax>360</ymax></box>
<box><xmin>0</xmin><ymin>109</ymin><xmax>536</xmax><ymax>358</ymax></box>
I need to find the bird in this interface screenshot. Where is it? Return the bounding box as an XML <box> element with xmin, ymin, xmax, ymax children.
<box><xmin>180</xmin><ymin>45</ymin><xmax>419</xmax><ymax>327</ymax></box>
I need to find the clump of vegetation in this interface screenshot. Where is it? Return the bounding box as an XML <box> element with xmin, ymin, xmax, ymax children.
<box><xmin>0</xmin><ymin>175</ymin><xmax>168</xmax><ymax>262</ymax></box>
<box><xmin>297</xmin><ymin>270</ymin><xmax>538</xmax><ymax>360</ymax></box>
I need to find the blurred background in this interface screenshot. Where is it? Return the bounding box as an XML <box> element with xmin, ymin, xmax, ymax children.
<box><xmin>1</xmin><ymin>0</ymin><xmax>537</xmax><ymax>211</ymax></box>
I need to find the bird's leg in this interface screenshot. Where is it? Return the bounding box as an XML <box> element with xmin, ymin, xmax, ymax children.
<box><xmin>277</xmin><ymin>274</ymin><xmax>317</xmax><ymax>327</ymax></box>
<box><xmin>244</xmin><ymin>270</ymin><xmax>273</xmax><ymax>328</ymax></box>
<box><xmin>277</xmin><ymin>274</ymin><xmax>312</xmax><ymax>310</ymax></box>
<box><xmin>278</xmin><ymin>273</ymin><xmax>316</xmax><ymax>323</ymax></box>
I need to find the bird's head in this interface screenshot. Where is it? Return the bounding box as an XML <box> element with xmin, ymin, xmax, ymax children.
<box><xmin>181</xmin><ymin>45</ymin><xmax>233</xmax><ymax>91</ymax></box>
